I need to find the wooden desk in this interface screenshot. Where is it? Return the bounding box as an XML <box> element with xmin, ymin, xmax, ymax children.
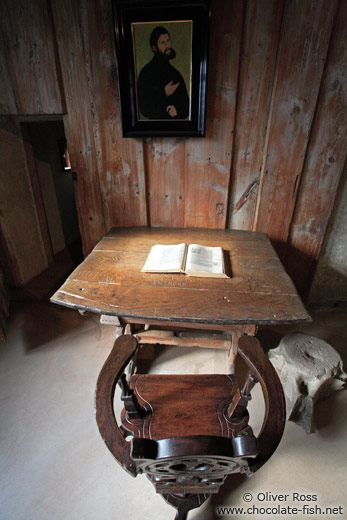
<box><xmin>51</xmin><ymin>226</ymin><xmax>310</xmax><ymax>329</ymax></box>
<box><xmin>51</xmin><ymin>227</ymin><xmax>311</xmax><ymax>520</ymax></box>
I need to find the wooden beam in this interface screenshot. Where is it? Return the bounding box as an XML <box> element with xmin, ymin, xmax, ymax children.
<box><xmin>135</xmin><ymin>330</ymin><xmax>231</xmax><ymax>350</ymax></box>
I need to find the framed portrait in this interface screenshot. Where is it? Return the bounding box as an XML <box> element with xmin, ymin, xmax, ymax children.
<box><xmin>113</xmin><ymin>0</ymin><xmax>211</xmax><ymax>137</ymax></box>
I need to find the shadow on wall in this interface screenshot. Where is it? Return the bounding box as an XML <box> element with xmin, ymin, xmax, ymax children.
<box><xmin>309</xmin><ymin>264</ymin><xmax>347</xmax><ymax>309</ymax></box>
<box><xmin>308</xmin><ymin>163</ymin><xmax>347</xmax><ymax>307</ymax></box>
<box><xmin>271</xmin><ymin>241</ymin><xmax>317</xmax><ymax>301</ymax></box>
<box><xmin>271</xmin><ymin>240</ymin><xmax>347</xmax><ymax>308</ymax></box>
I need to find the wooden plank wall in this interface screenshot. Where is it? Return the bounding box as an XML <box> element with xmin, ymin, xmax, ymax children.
<box><xmin>0</xmin><ymin>0</ymin><xmax>63</xmax><ymax>114</ymax></box>
<box><xmin>287</xmin><ymin>0</ymin><xmax>347</xmax><ymax>295</ymax></box>
<box><xmin>0</xmin><ymin>118</ymin><xmax>49</xmax><ymax>285</ymax></box>
<box><xmin>0</xmin><ymin>0</ymin><xmax>346</xmax><ymax>296</ymax></box>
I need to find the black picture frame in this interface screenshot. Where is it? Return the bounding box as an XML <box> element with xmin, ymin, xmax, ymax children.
<box><xmin>113</xmin><ymin>0</ymin><xmax>211</xmax><ymax>137</ymax></box>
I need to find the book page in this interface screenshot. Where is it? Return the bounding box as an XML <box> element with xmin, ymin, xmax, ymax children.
<box><xmin>142</xmin><ymin>243</ymin><xmax>186</xmax><ymax>272</ymax></box>
<box><xmin>185</xmin><ymin>244</ymin><xmax>226</xmax><ymax>276</ymax></box>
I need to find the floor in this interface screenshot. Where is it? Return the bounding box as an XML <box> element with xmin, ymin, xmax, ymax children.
<box><xmin>0</xmin><ymin>302</ymin><xmax>346</xmax><ymax>520</ymax></box>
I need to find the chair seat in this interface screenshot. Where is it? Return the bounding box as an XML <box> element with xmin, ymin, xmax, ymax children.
<box><xmin>121</xmin><ymin>374</ymin><xmax>236</xmax><ymax>440</ymax></box>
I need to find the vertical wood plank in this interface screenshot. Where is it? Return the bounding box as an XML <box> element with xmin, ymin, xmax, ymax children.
<box><xmin>254</xmin><ymin>0</ymin><xmax>339</xmax><ymax>244</ymax></box>
<box><xmin>0</xmin><ymin>0</ymin><xmax>63</xmax><ymax>114</ymax></box>
<box><xmin>52</xmin><ymin>0</ymin><xmax>106</xmax><ymax>254</ymax></box>
<box><xmin>228</xmin><ymin>0</ymin><xmax>284</xmax><ymax>231</ymax></box>
<box><xmin>0</xmin><ymin>118</ymin><xmax>48</xmax><ymax>285</ymax></box>
<box><xmin>185</xmin><ymin>0</ymin><xmax>244</xmax><ymax>228</ymax></box>
<box><xmin>287</xmin><ymin>0</ymin><xmax>347</xmax><ymax>295</ymax></box>
<box><xmin>0</xmin><ymin>31</ymin><xmax>17</xmax><ymax>114</ymax></box>
<box><xmin>145</xmin><ymin>138</ymin><xmax>185</xmax><ymax>227</ymax></box>
<box><xmin>84</xmin><ymin>0</ymin><xmax>147</xmax><ymax>230</ymax></box>
<box><xmin>100</xmin><ymin>134</ymin><xmax>148</xmax><ymax>229</ymax></box>
<box><xmin>21</xmin><ymin>124</ymin><xmax>54</xmax><ymax>264</ymax></box>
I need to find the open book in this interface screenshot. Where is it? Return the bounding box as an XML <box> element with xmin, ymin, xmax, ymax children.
<box><xmin>141</xmin><ymin>243</ymin><xmax>229</xmax><ymax>278</ymax></box>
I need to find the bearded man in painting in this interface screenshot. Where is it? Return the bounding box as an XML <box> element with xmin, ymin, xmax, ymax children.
<box><xmin>137</xmin><ymin>26</ymin><xmax>190</xmax><ymax>120</ymax></box>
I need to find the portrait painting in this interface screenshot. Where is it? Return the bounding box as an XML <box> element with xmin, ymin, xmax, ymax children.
<box><xmin>113</xmin><ymin>0</ymin><xmax>211</xmax><ymax>137</ymax></box>
<box><xmin>132</xmin><ymin>21</ymin><xmax>192</xmax><ymax>121</ymax></box>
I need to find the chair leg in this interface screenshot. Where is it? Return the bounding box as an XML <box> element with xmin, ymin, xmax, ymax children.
<box><xmin>175</xmin><ymin>509</ymin><xmax>188</xmax><ymax>520</ymax></box>
<box><xmin>163</xmin><ymin>493</ymin><xmax>209</xmax><ymax>520</ymax></box>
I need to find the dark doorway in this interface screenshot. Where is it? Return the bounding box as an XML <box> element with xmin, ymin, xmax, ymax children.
<box><xmin>17</xmin><ymin>119</ymin><xmax>83</xmax><ymax>300</ymax></box>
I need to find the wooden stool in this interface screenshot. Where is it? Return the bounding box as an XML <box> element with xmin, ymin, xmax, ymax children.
<box><xmin>95</xmin><ymin>335</ymin><xmax>285</xmax><ymax>519</ymax></box>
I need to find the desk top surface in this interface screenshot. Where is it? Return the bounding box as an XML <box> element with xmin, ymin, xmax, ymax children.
<box><xmin>51</xmin><ymin>227</ymin><xmax>311</xmax><ymax>327</ymax></box>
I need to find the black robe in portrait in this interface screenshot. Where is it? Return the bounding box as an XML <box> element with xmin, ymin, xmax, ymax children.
<box><xmin>137</xmin><ymin>52</ymin><xmax>189</xmax><ymax>119</ymax></box>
